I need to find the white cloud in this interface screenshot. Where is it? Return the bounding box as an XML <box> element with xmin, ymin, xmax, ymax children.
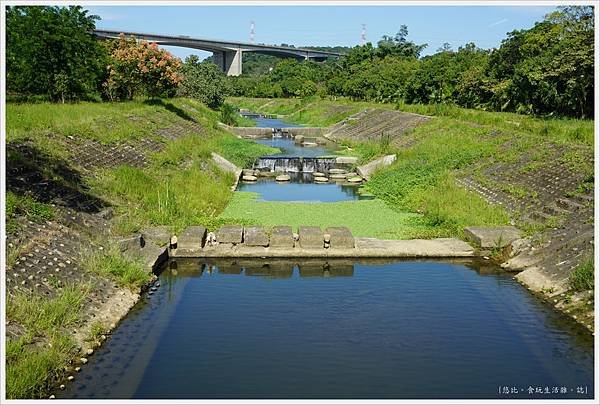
<box><xmin>488</xmin><ymin>18</ymin><xmax>508</xmax><ymax>28</ymax></box>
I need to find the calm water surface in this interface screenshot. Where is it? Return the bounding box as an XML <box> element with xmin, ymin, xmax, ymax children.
<box><xmin>62</xmin><ymin>259</ymin><xmax>594</xmax><ymax>399</ymax></box>
<box><xmin>236</xmin><ymin>173</ymin><xmax>370</xmax><ymax>202</ymax></box>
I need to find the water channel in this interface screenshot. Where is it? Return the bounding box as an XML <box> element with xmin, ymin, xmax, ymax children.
<box><xmin>62</xmin><ymin>259</ymin><xmax>593</xmax><ymax>399</ymax></box>
<box><xmin>237</xmin><ymin>115</ymin><xmax>364</xmax><ymax>202</ymax></box>
<box><xmin>61</xmin><ymin>114</ymin><xmax>594</xmax><ymax>399</ymax></box>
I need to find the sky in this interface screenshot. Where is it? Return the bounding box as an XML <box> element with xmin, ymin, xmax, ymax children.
<box><xmin>86</xmin><ymin>5</ymin><xmax>557</xmax><ymax>60</ymax></box>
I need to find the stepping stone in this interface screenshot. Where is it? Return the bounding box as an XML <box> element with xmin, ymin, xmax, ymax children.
<box><xmin>312</xmin><ymin>172</ymin><xmax>325</xmax><ymax>177</ymax></box>
<box><xmin>276</xmin><ymin>174</ymin><xmax>291</xmax><ymax>182</ymax></box>
<box><xmin>244</xmin><ymin>227</ymin><xmax>269</xmax><ymax>247</ymax></box>
<box><xmin>242</xmin><ymin>169</ymin><xmax>255</xmax><ymax>176</ymax></box>
<box><xmin>242</xmin><ymin>175</ymin><xmax>257</xmax><ymax>182</ymax></box>
<box><xmin>298</xmin><ymin>226</ymin><xmax>324</xmax><ymax>249</ymax></box>
<box><xmin>463</xmin><ymin>226</ymin><xmax>521</xmax><ymax>249</ymax></box>
<box><xmin>216</xmin><ymin>225</ymin><xmax>244</xmax><ymax>244</ymax></box>
<box><xmin>269</xmin><ymin>226</ymin><xmax>294</xmax><ymax>248</ymax></box>
<box><xmin>325</xmin><ymin>227</ymin><xmax>355</xmax><ymax>249</ymax></box>
<box><xmin>177</xmin><ymin>226</ymin><xmax>207</xmax><ymax>250</ymax></box>
<box><xmin>314</xmin><ymin>176</ymin><xmax>328</xmax><ymax>183</ymax></box>
<box><xmin>329</xmin><ymin>168</ymin><xmax>347</xmax><ymax>174</ymax></box>
<box><xmin>330</xmin><ymin>173</ymin><xmax>347</xmax><ymax>180</ymax></box>
<box><xmin>345</xmin><ymin>172</ymin><xmax>358</xmax><ymax>178</ymax></box>
<box><xmin>347</xmin><ymin>176</ymin><xmax>363</xmax><ymax>183</ymax></box>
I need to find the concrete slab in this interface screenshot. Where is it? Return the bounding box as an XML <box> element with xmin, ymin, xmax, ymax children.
<box><xmin>141</xmin><ymin>226</ymin><xmax>171</xmax><ymax>247</ymax></box>
<box><xmin>325</xmin><ymin>227</ymin><xmax>355</xmax><ymax>249</ymax></box>
<box><xmin>216</xmin><ymin>225</ymin><xmax>244</xmax><ymax>244</ymax></box>
<box><xmin>357</xmin><ymin>154</ymin><xmax>396</xmax><ymax>180</ymax></box>
<box><xmin>244</xmin><ymin>227</ymin><xmax>269</xmax><ymax>247</ymax></box>
<box><xmin>298</xmin><ymin>226</ymin><xmax>324</xmax><ymax>249</ymax></box>
<box><xmin>269</xmin><ymin>226</ymin><xmax>294</xmax><ymax>248</ymax></box>
<box><xmin>464</xmin><ymin>226</ymin><xmax>521</xmax><ymax>249</ymax></box>
<box><xmin>177</xmin><ymin>226</ymin><xmax>207</xmax><ymax>251</ymax></box>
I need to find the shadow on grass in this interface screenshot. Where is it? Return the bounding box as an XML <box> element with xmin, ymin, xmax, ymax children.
<box><xmin>144</xmin><ymin>99</ymin><xmax>196</xmax><ymax>122</ymax></box>
<box><xmin>6</xmin><ymin>142</ymin><xmax>107</xmax><ymax>213</ymax></box>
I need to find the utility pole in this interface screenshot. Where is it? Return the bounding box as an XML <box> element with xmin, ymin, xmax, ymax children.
<box><xmin>250</xmin><ymin>20</ymin><xmax>255</xmax><ymax>44</ymax></box>
<box><xmin>361</xmin><ymin>24</ymin><xmax>366</xmax><ymax>46</ymax></box>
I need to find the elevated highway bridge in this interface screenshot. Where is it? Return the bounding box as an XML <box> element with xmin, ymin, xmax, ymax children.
<box><xmin>93</xmin><ymin>29</ymin><xmax>344</xmax><ymax>76</ymax></box>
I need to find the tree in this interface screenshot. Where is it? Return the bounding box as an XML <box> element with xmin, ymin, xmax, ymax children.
<box><xmin>103</xmin><ymin>34</ymin><xmax>182</xmax><ymax>100</ymax></box>
<box><xmin>6</xmin><ymin>6</ymin><xmax>107</xmax><ymax>101</ymax></box>
<box><xmin>177</xmin><ymin>56</ymin><xmax>229</xmax><ymax>108</ymax></box>
<box><xmin>376</xmin><ymin>25</ymin><xmax>427</xmax><ymax>59</ymax></box>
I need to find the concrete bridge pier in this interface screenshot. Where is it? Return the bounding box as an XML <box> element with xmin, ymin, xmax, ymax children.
<box><xmin>213</xmin><ymin>48</ymin><xmax>242</xmax><ymax>76</ymax></box>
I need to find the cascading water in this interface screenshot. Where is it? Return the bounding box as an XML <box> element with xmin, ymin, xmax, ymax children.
<box><xmin>254</xmin><ymin>157</ymin><xmax>336</xmax><ymax>173</ymax></box>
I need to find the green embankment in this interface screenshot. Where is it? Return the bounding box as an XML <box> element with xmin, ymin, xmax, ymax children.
<box><xmin>227</xmin><ymin>96</ymin><xmax>593</xmax><ymax>238</ymax></box>
<box><xmin>5</xmin><ymin>98</ymin><xmax>276</xmax><ymax>398</ymax></box>
<box><xmin>6</xmin><ymin>98</ymin><xmax>277</xmax><ymax>235</ymax></box>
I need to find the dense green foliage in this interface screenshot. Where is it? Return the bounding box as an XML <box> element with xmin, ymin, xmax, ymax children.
<box><xmin>229</xmin><ymin>7</ymin><xmax>594</xmax><ymax>118</ymax></box>
<box><xmin>6</xmin><ymin>6</ymin><xmax>107</xmax><ymax>102</ymax></box>
<box><xmin>177</xmin><ymin>55</ymin><xmax>229</xmax><ymax>108</ymax></box>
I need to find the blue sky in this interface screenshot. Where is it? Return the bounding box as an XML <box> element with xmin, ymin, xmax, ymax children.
<box><xmin>86</xmin><ymin>5</ymin><xmax>556</xmax><ymax>60</ymax></box>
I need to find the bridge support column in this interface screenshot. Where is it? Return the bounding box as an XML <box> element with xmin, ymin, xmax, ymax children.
<box><xmin>213</xmin><ymin>49</ymin><xmax>242</xmax><ymax>76</ymax></box>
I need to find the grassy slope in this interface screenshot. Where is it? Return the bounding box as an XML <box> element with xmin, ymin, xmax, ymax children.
<box><xmin>5</xmin><ymin>98</ymin><xmax>277</xmax><ymax>398</ymax></box>
<box><xmin>228</xmin><ymin>97</ymin><xmax>593</xmax><ymax>238</ymax></box>
<box><xmin>6</xmin><ymin>98</ymin><xmax>277</xmax><ymax>234</ymax></box>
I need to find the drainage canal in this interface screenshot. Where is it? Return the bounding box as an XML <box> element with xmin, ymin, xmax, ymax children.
<box><xmin>237</xmin><ymin>115</ymin><xmax>366</xmax><ymax>202</ymax></box>
<box><xmin>61</xmin><ymin>259</ymin><xmax>594</xmax><ymax>399</ymax></box>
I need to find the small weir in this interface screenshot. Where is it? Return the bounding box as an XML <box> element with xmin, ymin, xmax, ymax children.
<box><xmin>254</xmin><ymin>156</ymin><xmax>337</xmax><ymax>173</ymax></box>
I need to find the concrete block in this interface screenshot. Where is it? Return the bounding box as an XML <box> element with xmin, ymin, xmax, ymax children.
<box><xmin>141</xmin><ymin>226</ymin><xmax>171</xmax><ymax>247</ymax></box>
<box><xmin>269</xmin><ymin>226</ymin><xmax>294</xmax><ymax>248</ymax></box>
<box><xmin>177</xmin><ymin>226</ymin><xmax>207</xmax><ymax>250</ymax></box>
<box><xmin>244</xmin><ymin>227</ymin><xmax>269</xmax><ymax>247</ymax></box>
<box><xmin>326</xmin><ymin>227</ymin><xmax>355</xmax><ymax>249</ymax></box>
<box><xmin>298</xmin><ymin>226</ymin><xmax>324</xmax><ymax>249</ymax></box>
<box><xmin>464</xmin><ymin>226</ymin><xmax>522</xmax><ymax>249</ymax></box>
<box><xmin>118</xmin><ymin>234</ymin><xmax>143</xmax><ymax>253</ymax></box>
<box><xmin>357</xmin><ymin>154</ymin><xmax>396</xmax><ymax>180</ymax></box>
<box><xmin>217</xmin><ymin>225</ymin><xmax>244</xmax><ymax>244</ymax></box>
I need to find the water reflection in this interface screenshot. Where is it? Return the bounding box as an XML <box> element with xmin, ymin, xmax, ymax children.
<box><xmin>62</xmin><ymin>259</ymin><xmax>594</xmax><ymax>400</ymax></box>
<box><xmin>165</xmin><ymin>258</ymin><xmax>359</xmax><ymax>278</ymax></box>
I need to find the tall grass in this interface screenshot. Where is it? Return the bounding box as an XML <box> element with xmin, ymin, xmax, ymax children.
<box><xmin>570</xmin><ymin>256</ymin><xmax>594</xmax><ymax>292</ymax></box>
<box><xmin>6</xmin><ymin>285</ymin><xmax>90</xmax><ymax>398</ymax></box>
<box><xmin>81</xmin><ymin>244</ymin><xmax>150</xmax><ymax>290</ymax></box>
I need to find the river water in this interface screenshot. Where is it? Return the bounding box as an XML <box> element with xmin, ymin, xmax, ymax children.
<box><xmin>60</xmin><ymin>114</ymin><xmax>594</xmax><ymax>399</ymax></box>
<box><xmin>237</xmin><ymin>115</ymin><xmax>362</xmax><ymax>202</ymax></box>
<box><xmin>61</xmin><ymin>259</ymin><xmax>594</xmax><ymax>399</ymax></box>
